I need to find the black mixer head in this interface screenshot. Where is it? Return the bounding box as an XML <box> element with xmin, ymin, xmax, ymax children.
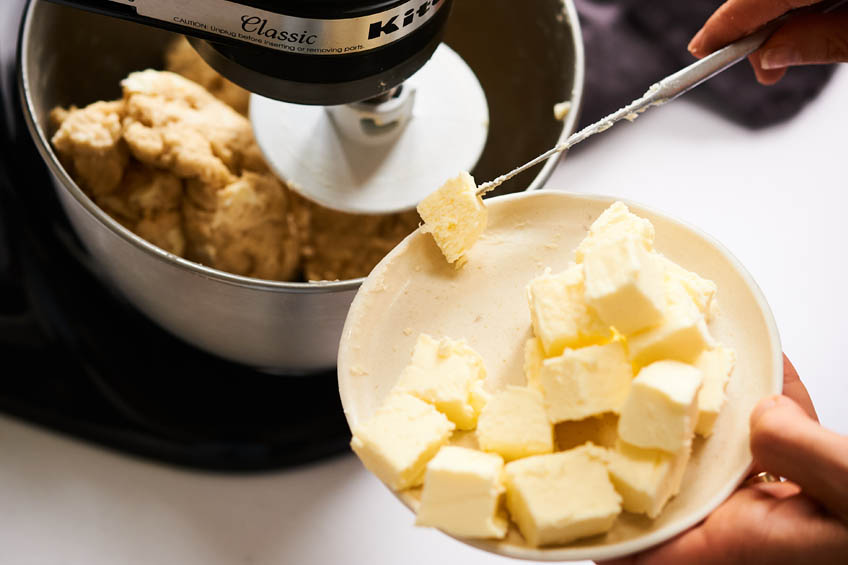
<box><xmin>44</xmin><ymin>0</ymin><xmax>453</xmax><ymax>104</ymax></box>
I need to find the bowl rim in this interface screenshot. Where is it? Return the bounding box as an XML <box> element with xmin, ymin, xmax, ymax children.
<box><xmin>17</xmin><ymin>0</ymin><xmax>586</xmax><ymax>295</ymax></box>
<box><xmin>337</xmin><ymin>189</ymin><xmax>783</xmax><ymax>561</ymax></box>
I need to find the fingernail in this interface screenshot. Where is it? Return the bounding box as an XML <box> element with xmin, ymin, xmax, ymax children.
<box><xmin>750</xmin><ymin>395</ymin><xmax>783</xmax><ymax>426</ymax></box>
<box><xmin>760</xmin><ymin>46</ymin><xmax>802</xmax><ymax>69</ymax></box>
<box><xmin>688</xmin><ymin>28</ymin><xmax>705</xmax><ymax>56</ymax></box>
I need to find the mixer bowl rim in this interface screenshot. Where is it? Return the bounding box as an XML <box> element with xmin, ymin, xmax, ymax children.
<box><xmin>17</xmin><ymin>0</ymin><xmax>585</xmax><ymax>295</ymax></box>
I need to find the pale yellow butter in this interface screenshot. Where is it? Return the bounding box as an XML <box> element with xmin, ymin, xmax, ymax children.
<box><xmin>504</xmin><ymin>446</ymin><xmax>621</xmax><ymax>546</ymax></box>
<box><xmin>351</xmin><ymin>393</ymin><xmax>455</xmax><ymax>491</ymax></box>
<box><xmin>553</xmin><ymin>100</ymin><xmax>572</xmax><ymax>121</ymax></box>
<box><xmin>477</xmin><ymin>386</ymin><xmax>553</xmax><ymax>461</ymax></box>
<box><xmin>526</xmin><ymin>264</ymin><xmax>609</xmax><ymax>357</ymax></box>
<box><xmin>618</xmin><ymin>360</ymin><xmax>703</xmax><ymax>453</ymax></box>
<box><xmin>694</xmin><ymin>345</ymin><xmax>736</xmax><ymax>437</ymax></box>
<box><xmin>583</xmin><ymin>235</ymin><xmax>666</xmax><ymax>335</ymax></box>
<box><xmin>416</xmin><ymin>446</ymin><xmax>508</xmax><ymax>539</ymax></box>
<box><xmin>394</xmin><ymin>333</ymin><xmax>488</xmax><ymax>430</ymax></box>
<box><xmin>658</xmin><ymin>254</ymin><xmax>718</xmax><ymax>321</ymax></box>
<box><xmin>538</xmin><ymin>341</ymin><xmax>632</xmax><ymax>423</ymax></box>
<box><xmin>627</xmin><ymin>279</ymin><xmax>714</xmax><ymax>368</ymax></box>
<box><xmin>417</xmin><ymin>171</ymin><xmax>486</xmax><ymax>266</ymax></box>
<box><xmin>523</xmin><ymin>337</ymin><xmax>546</xmax><ymax>393</ymax></box>
<box><xmin>575</xmin><ymin>201</ymin><xmax>655</xmax><ymax>263</ymax></box>
<box><xmin>606</xmin><ymin>440</ymin><xmax>691</xmax><ymax>518</ymax></box>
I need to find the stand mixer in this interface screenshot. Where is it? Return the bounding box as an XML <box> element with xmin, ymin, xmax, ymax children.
<box><xmin>18</xmin><ymin>0</ymin><xmax>581</xmax><ymax>371</ymax></box>
<box><xmin>1</xmin><ymin>0</ymin><xmax>580</xmax><ymax>466</ymax></box>
<box><xmin>47</xmin><ymin>0</ymin><xmax>489</xmax><ymax>213</ymax></box>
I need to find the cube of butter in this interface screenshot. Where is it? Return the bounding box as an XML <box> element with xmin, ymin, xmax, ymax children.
<box><xmin>417</xmin><ymin>171</ymin><xmax>486</xmax><ymax>266</ymax></box>
<box><xmin>556</xmin><ymin>413</ymin><xmax>620</xmax><ymax>451</ymax></box>
<box><xmin>504</xmin><ymin>446</ymin><xmax>621</xmax><ymax>546</ymax></box>
<box><xmin>351</xmin><ymin>393</ymin><xmax>455</xmax><ymax>491</ymax></box>
<box><xmin>394</xmin><ymin>334</ymin><xmax>488</xmax><ymax>430</ymax></box>
<box><xmin>658</xmin><ymin>254</ymin><xmax>718</xmax><ymax>321</ymax></box>
<box><xmin>575</xmin><ymin>201</ymin><xmax>655</xmax><ymax>263</ymax></box>
<box><xmin>583</xmin><ymin>235</ymin><xmax>666</xmax><ymax>335</ymax></box>
<box><xmin>526</xmin><ymin>264</ymin><xmax>610</xmax><ymax>356</ymax></box>
<box><xmin>538</xmin><ymin>341</ymin><xmax>632</xmax><ymax>423</ymax></box>
<box><xmin>524</xmin><ymin>337</ymin><xmax>545</xmax><ymax>392</ymax></box>
<box><xmin>606</xmin><ymin>440</ymin><xmax>691</xmax><ymax>518</ymax></box>
<box><xmin>477</xmin><ymin>386</ymin><xmax>553</xmax><ymax>461</ymax></box>
<box><xmin>694</xmin><ymin>345</ymin><xmax>736</xmax><ymax>437</ymax></box>
<box><xmin>618</xmin><ymin>361</ymin><xmax>703</xmax><ymax>453</ymax></box>
<box><xmin>416</xmin><ymin>446</ymin><xmax>507</xmax><ymax>538</ymax></box>
<box><xmin>627</xmin><ymin>280</ymin><xmax>714</xmax><ymax>368</ymax></box>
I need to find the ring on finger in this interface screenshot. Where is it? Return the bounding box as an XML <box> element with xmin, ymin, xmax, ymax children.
<box><xmin>744</xmin><ymin>471</ymin><xmax>782</xmax><ymax>487</ymax></box>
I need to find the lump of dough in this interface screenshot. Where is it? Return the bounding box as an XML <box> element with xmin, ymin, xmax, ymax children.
<box><xmin>51</xmin><ymin>100</ymin><xmax>129</xmax><ymax>197</ymax></box>
<box><xmin>120</xmin><ymin>70</ymin><xmax>265</xmax><ymax>188</ymax></box>
<box><xmin>51</xmin><ymin>67</ymin><xmax>419</xmax><ymax>283</ymax></box>
<box><xmin>164</xmin><ymin>37</ymin><xmax>250</xmax><ymax>115</ymax></box>
<box><xmin>96</xmin><ymin>163</ymin><xmax>186</xmax><ymax>256</ymax></box>
<box><xmin>293</xmin><ymin>194</ymin><xmax>419</xmax><ymax>281</ymax></box>
<box><xmin>183</xmin><ymin>171</ymin><xmax>301</xmax><ymax>281</ymax></box>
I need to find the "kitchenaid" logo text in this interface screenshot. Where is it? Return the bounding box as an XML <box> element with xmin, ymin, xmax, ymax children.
<box><xmin>240</xmin><ymin>15</ymin><xmax>318</xmax><ymax>44</ymax></box>
<box><xmin>368</xmin><ymin>0</ymin><xmax>443</xmax><ymax>40</ymax></box>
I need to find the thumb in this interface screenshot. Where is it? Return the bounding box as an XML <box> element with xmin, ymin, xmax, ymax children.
<box><xmin>750</xmin><ymin>395</ymin><xmax>848</xmax><ymax>522</ymax></box>
<box><xmin>757</xmin><ymin>11</ymin><xmax>848</xmax><ymax>70</ymax></box>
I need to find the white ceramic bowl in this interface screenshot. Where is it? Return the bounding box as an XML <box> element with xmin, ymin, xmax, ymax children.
<box><xmin>338</xmin><ymin>191</ymin><xmax>782</xmax><ymax>561</ymax></box>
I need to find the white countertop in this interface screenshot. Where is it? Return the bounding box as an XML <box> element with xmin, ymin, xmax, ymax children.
<box><xmin>2</xmin><ymin>66</ymin><xmax>846</xmax><ymax>565</ymax></box>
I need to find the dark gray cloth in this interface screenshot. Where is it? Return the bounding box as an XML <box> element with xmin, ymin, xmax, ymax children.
<box><xmin>576</xmin><ymin>0</ymin><xmax>836</xmax><ymax>128</ymax></box>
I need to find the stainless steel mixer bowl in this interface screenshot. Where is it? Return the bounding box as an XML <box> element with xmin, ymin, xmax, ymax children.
<box><xmin>19</xmin><ymin>0</ymin><xmax>584</xmax><ymax>373</ymax></box>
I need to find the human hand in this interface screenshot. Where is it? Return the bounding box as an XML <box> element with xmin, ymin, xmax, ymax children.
<box><xmin>688</xmin><ymin>0</ymin><xmax>848</xmax><ymax>85</ymax></box>
<box><xmin>599</xmin><ymin>355</ymin><xmax>848</xmax><ymax>564</ymax></box>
